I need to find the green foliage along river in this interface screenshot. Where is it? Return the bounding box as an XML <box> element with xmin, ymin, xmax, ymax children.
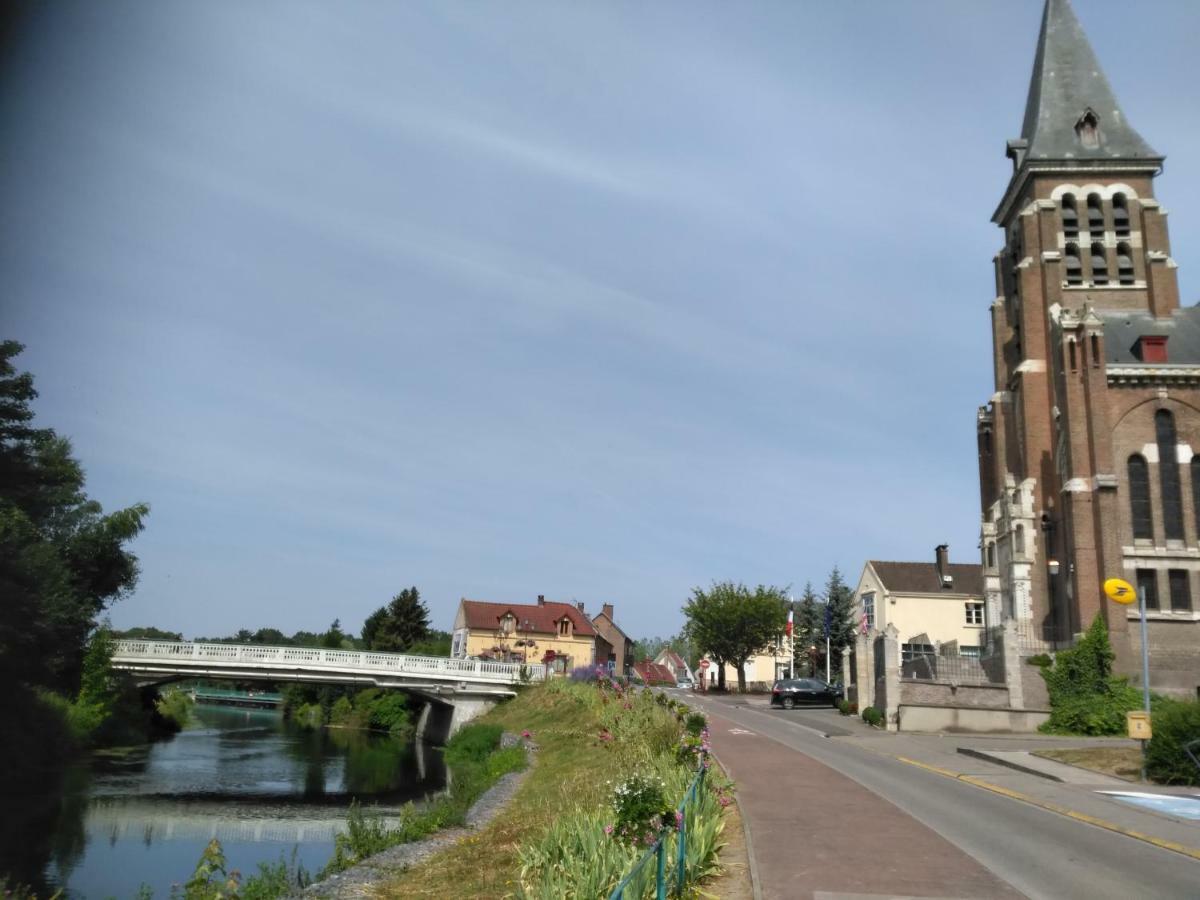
<box><xmin>1</xmin><ymin>704</ymin><xmax>446</xmax><ymax>898</ymax></box>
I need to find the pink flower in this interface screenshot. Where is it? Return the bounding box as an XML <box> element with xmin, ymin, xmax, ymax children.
<box><xmin>521</xmin><ymin>729</ymin><xmax>532</xmax><ymax>739</ymax></box>
<box><xmin>674</xmin><ymin>810</ymin><xmax>684</xmax><ymax>830</ymax></box>
<box><xmin>604</xmin><ymin>824</ymin><xmax>614</xmax><ymax>835</ymax></box>
<box><xmin>719</xmin><ymin>796</ymin><xmax>731</xmax><ymax>807</ymax></box>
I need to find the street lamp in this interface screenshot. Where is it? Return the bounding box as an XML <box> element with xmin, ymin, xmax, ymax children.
<box><xmin>520</xmin><ymin>618</ymin><xmax>536</xmax><ymax>664</ymax></box>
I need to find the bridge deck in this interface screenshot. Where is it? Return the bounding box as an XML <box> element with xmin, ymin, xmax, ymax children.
<box><xmin>112</xmin><ymin>640</ymin><xmax>546</xmax><ymax>695</ymax></box>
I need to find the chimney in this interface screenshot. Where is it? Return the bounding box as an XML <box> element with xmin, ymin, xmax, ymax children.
<box><xmin>935</xmin><ymin>544</ymin><xmax>952</xmax><ymax>588</ymax></box>
<box><xmin>576</xmin><ymin>601</ymin><xmax>586</xmax><ymax>613</ymax></box>
<box><xmin>537</xmin><ymin>594</ymin><xmax>545</xmax><ymax>606</ymax></box>
<box><xmin>602</xmin><ymin>603</ymin><xmax>614</xmax><ymax>620</ymax></box>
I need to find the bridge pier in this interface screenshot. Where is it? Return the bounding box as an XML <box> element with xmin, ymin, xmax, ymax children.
<box><xmin>415</xmin><ymin>696</ymin><xmax>497</xmax><ymax>744</ymax></box>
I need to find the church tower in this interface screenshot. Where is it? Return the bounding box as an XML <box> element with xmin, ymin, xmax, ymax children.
<box><xmin>979</xmin><ymin>0</ymin><xmax>1199</xmax><ymax>694</ymax></box>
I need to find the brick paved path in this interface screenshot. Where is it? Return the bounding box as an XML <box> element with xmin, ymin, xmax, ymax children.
<box><xmin>706</xmin><ymin>710</ymin><xmax>1024</xmax><ymax>899</ymax></box>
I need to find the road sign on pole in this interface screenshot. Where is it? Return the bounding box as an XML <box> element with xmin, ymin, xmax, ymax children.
<box><xmin>1106</xmin><ymin>576</ymin><xmax>1152</xmax><ymax>779</ymax></box>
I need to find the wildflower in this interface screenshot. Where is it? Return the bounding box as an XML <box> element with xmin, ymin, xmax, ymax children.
<box><xmin>521</xmin><ymin>729</ymin><xmax>532</xmax><ymax>739</ymax></box>
<box><xmin>604</xmin><ymin>824</ymin><xmax>614</xmax><ymax>835</ymax></box>
<box><xmin>674</xmin><ymin>810</ymin><xmax>684</xmax><ymax>830</ymax></box>
<box><xmin>719</xmin><ymin>796</ymin><xmax>731</xmax><ymax>807</ymax></box>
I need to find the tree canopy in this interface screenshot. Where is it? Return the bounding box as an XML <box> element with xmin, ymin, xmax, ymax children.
<box><xmin>362</xmin><ymin>587</ymin><xmax>431</xmax><ymax>652</ymax></box>
<box><xmin>683</xmin><ymin>581</ymin><xmax>788</xmax><ymax>691</ymax></box>
<box><xmin>0</xmin><ymin>341</ymin><xmax>149</xmax><ymax>693</ymax></box>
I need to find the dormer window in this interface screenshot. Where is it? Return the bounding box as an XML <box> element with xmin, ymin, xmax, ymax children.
<box><xmin>557</xmin><ymin>617</ymin><xmax>571</xmax><ymax>637</ymax></box>
<box><xmin>1136</xmin><ymin>336</ymin><xmax>1168</xmax><ymax>363</ymax></box>
<box><xmin>1075</xmin><ymin>109</ymin><xmax>1101</xmax><ymax>150</ymax></box>
<box><xmin>500</xmin><ymin>614</ymin><xmax>515</xmax><ymax>635</ymax></box>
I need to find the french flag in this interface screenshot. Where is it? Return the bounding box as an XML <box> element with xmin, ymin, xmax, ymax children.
<box><xmin>786</xmin><ymin>609</ymin><xmax>794</xmax><ymax>637</ymax></box>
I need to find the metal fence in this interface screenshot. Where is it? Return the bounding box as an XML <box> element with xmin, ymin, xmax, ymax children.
<box><xmin>609</xmin><ymin>753</ymin><xmax>708</xmax><ymax>900</ymax></box>
<box><xmin>901</xmin><ymin>650</ymin><xmax>999</xmax><ymax>686</ymax></box>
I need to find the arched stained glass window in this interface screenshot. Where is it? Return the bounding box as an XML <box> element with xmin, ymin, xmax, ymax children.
<box><xmin>1157</xmin><ymin>410</ymin><xmax>1185</xmax><ymax>541</ymax></box>
<box><xmin>1128</xmin><ymin>454</ymin><xmax>1153</xmax><ymax>540</ymax></box>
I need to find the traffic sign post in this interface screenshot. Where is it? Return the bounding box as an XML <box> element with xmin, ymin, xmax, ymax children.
<box><xmin>699</xmin><ymin>658</ymin><xmax>710</xmax><ymax>693</ymax></box>
<box><xmin>1105</xmin><ymin>577</ymin><xmax>1152</xmax><ymax>780</ymax></box>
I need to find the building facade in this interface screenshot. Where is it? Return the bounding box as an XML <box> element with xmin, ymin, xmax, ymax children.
<box><xmin>853</xmin><ymin>547</ymin><xmax>986</xmax><ymax>659</ymax></box>
<box><xmin>590</xmin><ymin>603</ymin><xmax>634</xmax><ymax>677</ymax></box>
<box><xmin>978</xmin><ymin>0</ymin><xmax>1200</xmax><ymax>694</ymax></box>
<box><xmin>451</xmin><ymin>595</ymin><xmax>598</xmax><ymax>672</ymax></box>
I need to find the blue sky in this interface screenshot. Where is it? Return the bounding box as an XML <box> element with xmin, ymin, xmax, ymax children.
<box><xmin>4</xmin><ymin>1</ymin><xmax>1198</xmax><ymax>641</ymax></box>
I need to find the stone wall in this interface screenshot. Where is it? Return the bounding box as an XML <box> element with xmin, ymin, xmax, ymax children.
<box><xmin>897</xmin><ymin>704</ymin><xmax>1049</xmax><ymax>734</ymax></box>
<box><xmin>898</xmin><ymin>680</ymin><xmax>1012</xmax><ymax>710</ymax></box>
<box><xmin>1129</xmin><ymin>618</ymin><xmax>1200</xmax><ymax>697</ymax></box>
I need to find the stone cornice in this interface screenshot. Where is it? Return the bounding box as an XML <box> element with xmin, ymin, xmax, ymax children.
<box><xmin>1108</xmin><ymin>364</ymin><xmax>1200</xmax><ymax>386</ymax></box>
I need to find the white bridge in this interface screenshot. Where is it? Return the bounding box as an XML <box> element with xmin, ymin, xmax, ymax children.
<box><xmin>111</xmin><ymin>640</ymin><xmax>544</xmax><ymax>739</ymax></box>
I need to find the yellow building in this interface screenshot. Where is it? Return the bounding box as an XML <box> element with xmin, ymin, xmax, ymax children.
<box><xmin>853</xmin><ymin>546</ymin><xmax>986</xmax><ymax>659</ymax></box>
<box><xmin>450</xmin><ymin>595</ymin><xmax>599</xmax><ymax>673</ymax></box>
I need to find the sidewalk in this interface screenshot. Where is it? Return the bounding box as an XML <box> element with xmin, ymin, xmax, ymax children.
<box><xmin>705</xmin><ymin>709</ymin><xmax>1024</xmax><ymax>899</ymax></box>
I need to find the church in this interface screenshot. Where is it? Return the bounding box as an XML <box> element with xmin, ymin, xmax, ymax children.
<box><xmin>977</xmin><ymin>0</ymin><xmax>1200</xmax><ymax>695</ymax></box>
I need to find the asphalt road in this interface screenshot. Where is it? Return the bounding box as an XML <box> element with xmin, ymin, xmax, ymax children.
<box><xmin>687</xmin><ymin>693</ymin><xmax>1200</xmax><ymax>900</ymax></box>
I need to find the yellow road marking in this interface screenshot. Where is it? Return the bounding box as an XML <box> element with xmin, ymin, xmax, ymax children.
<box><xmin>893</xmin><ymin>755</ymin><xmax>1200</xmax><ymax>862</ymax></box>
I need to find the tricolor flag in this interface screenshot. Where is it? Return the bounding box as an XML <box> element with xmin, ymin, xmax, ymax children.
<box><xmin>786</xmin><ymin>609</ymin><xmax>794</xmax><ymax>637</ymax></box>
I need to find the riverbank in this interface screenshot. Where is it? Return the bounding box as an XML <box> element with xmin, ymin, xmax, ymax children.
<box><xmin>300</xmin><ymin>739</ymin><xmax>532</xmax><ymax>898</ymax></box>
<box><xmin>371</xmin><ymin>678</ymin><xmax>733</xmax><ymax>898</ymax></box>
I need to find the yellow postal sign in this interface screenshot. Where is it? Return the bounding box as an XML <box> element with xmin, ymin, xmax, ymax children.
<box><xmin>1104</xmin><ymin>578</ymin><xmax>1137</xmax><ymax>605</ymax></box>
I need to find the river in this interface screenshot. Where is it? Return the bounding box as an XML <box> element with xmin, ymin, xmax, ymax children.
<box><xmin>2</xmin><ymin>704</ymin><xmax>447</xmax><ymax>899</ymax></box>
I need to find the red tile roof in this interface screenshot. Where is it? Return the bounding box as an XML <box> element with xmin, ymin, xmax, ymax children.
<box><xmin>460</xmin><ymin>599</ymin><xmax>597</xmax><ymax>637</ymax></box>
<box><xmin>656</xmin><ymin>649</ymin><xmax>688</xmax><ymax>670</ymax></box>
<box><xmin>632</xmin><ymin>661</ymin><xmax>676</xmax><ymax>685</ymax></box>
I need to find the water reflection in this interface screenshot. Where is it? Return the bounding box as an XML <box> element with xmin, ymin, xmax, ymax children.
<box><xmin>1</xmin><ymin>705</ymin><xmax>444</xmax><ymax>898</ymax></box>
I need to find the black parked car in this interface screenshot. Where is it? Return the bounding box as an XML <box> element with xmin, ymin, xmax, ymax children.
<box><xmin>770</xmin><ymin>678</ymin><xmax>838</xmax><ymax>709</ymax></box>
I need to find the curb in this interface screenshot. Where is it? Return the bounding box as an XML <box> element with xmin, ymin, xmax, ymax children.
<box><xmin>707</xmin><ymin>749</ymin><xmax>763</xmax><ymax>900</ymax></box>
<box><xmin>956</xmin><ymin>747</ymin><xmax>1064</xmax><ymax>782</ymax></box>
<box><xmin>894</xmin><ymin>755</ymin><xmax>1200</xmax><ymax>863</ymax></box>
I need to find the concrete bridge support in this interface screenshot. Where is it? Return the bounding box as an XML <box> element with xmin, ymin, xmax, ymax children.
<box><xmin>415</xmin><ymin>696</ymin><xmax>498</xmax><ymax>744</ymax></box>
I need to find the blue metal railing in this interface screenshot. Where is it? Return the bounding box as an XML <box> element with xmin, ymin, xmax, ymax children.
<box><xmin>608</xmin><ymin>754</ymin><xmax>708</xmax><ymax>900</ymax></box>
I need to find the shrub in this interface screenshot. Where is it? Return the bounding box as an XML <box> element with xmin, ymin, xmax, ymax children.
<box><xmin>156</xmin><ymin>690</ymin><xmax>193</xmax><ymax>730</ymax></box>
<box><xmin>684</xmin><ymin>711</ymin><xmax>708</xmax><ymax>737</ymax></box>
<box><xmin>836</xmin><ymin>699</ymin><xmax>853</xmax><ymax>716</ymax></box>
<box><xmin>1040</xmin><ymin>616</ymin><xmax>1142</xmax><ymax>735</ymax></box>
<box><xmin>443</xmin><ymin>722</ymin><xmax>504</xmax><ymax>768</ymax></box>
<box><xmin>1146</xmin><ymin>699</ymin><xmax>1200</xmax><ymax>786</ymax></box>
<box><xmin>1026</xmin><ymin>653</ymin><xmax>1053</xmax><ymax>668</ymax></box>
<box><xmin>861</xmin><ymin>706</ymin><xmax>883</xmax><ymax>727</ymax></box>
<box><xmin>609</xmin><ymin>773</ymin><xmax>672</xmax><ymax>845</ymax></box>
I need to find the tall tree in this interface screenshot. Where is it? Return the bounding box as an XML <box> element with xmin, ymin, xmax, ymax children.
<box><xmin>361</xmin><ymin>587</ymin><xmax>431</xmax><ymax>652</ymax></box>
<box><xmin>0</xmin><ymin>341</ymin><xmax>148</xmax><ymax>693</ymax></box>
<box><xmin>792</xmin><ymin>582</ymin><xmax>822</xmax><ymax>676</ymax></box>
<box><xmin>322</xmin><ymin>618</ymin><xmax>348</xmax><ymax>649</ymax></box>
<box><xmin>683</xmin><ymin>581</ymin><xmax>788</xmax><ymax>692</ymax></box>
<box><xmin>824</xmin><ymin>566</ymin><xmax>857</xmax><ymax>675</ymax></box>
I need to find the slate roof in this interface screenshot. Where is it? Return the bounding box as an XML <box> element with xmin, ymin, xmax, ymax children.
<box><xmin>1101</xmin><ymin>307</ymin><xmax>1200</xmax><ymax>364</ymax></box>
<box><xmin>1016</xmin><ymin>0</ymin><xmax>1160</xmax><ymax>165</ymax></box>
<box><xmin>460</xmin><ymin>599</ymin><xmax>596</xmax><ymax>637</ymax></box>
<box><xmin>868</xmin><ymin>561</ymin><xmax>984</xmax><ymax>597</ymax></box>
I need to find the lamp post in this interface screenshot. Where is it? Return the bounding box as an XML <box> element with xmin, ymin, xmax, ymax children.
<box><xmin>520</xmin><ymin>618</ymin><xmax>535</xmax><ymax>665</ymax></box>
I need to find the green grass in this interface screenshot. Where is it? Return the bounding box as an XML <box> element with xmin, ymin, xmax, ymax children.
<box><xmin>375</xmin><ymin>681</ymin><xmax>731</xmax><ymax>899</ymax></box>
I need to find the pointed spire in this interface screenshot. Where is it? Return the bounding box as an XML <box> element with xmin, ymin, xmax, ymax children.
<box><xmin>1013</xmin><ymin>0</ymin><xmax>1160</xmax><ymax>165</ymax></box>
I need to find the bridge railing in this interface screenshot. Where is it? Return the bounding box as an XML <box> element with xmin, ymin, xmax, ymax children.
<box><xmin>112</xmin><ymin>640</ymin><xmax>547</xmax><ymax>684</ymax></box>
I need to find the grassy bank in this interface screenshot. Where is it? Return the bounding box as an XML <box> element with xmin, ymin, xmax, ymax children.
<box><xmin>376</xmin><ymin>677</ymin><xmax>732</xmax><ymax>898</ymax></box>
